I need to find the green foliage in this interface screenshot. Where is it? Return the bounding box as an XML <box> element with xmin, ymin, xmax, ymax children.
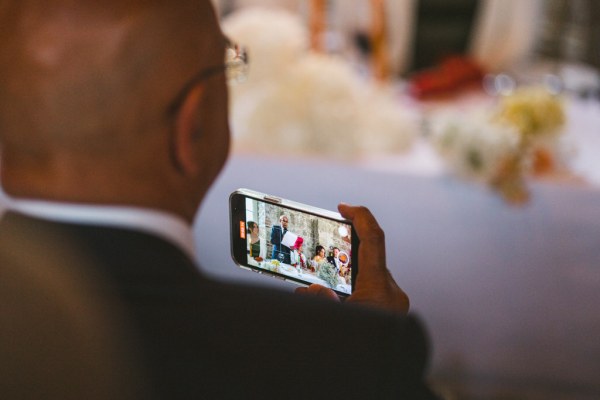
<box><xmin>317</xmin><ymin>261</ymin><xmax>338</xmax><ymax>289</ymax></box>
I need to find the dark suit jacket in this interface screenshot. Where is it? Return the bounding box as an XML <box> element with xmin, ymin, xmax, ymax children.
<box><xmin>0</xmin><ymin>212</ymin><xmax>438</xmax><ymax>399</ymax></box>
<box><xmin>270</xmin><ymin>224</ymin><xmax>291</xmax><ymax>263</ymax></box>
<box><xmin>327</xmin><ymin>255</ymin><xmax>340</xmax><ymax>271</ymax></box>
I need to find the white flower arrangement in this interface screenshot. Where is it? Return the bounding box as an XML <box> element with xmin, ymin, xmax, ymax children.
<box><xmin>430</xmin><ymin>87</ymin><xmax>567</xmax><ymax>204</ymax></box>
<box><xmin>266</xmin><ymin>259</ymin><xmax>281</xmax><ymax>273</ymax></box>
<box><xmin>430</xmin><ymin>111</ymin><xmax>521</xmax><ymax>182</ymax></box>
<box><xmin>316</xmin><ymin>260</ymin><xmax>339</xmax><ymax>289</ymax></box>
<box><xmin>221</xmin><ymin>7</ymin><xmax>416</xmax><ymax>158</ymax></box>
<box><xmin>494</xmin><ymin>87</ymin><xmax>567</xmax><ymax>175</ymax></box>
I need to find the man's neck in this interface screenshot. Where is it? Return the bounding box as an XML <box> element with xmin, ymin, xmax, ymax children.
<box><xmin>1</xmin><ymin>163</ymin><xmax>200</xmax><ymax>224</ymax></box>
<box><xmin>5</xmin><ymin>196</ymin><xmax>198</xmax><ymax>260</ymax></box>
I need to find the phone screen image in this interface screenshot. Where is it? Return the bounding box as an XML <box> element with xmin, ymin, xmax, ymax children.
<box><xmin>230</xmin><ymin>191</ymin><xmax>355</xmax><ymax>296</ymax></box>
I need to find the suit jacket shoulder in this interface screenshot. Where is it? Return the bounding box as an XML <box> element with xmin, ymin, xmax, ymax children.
<box><xmin>0</xmin><ymin>212</ymin><xmax>438</xmax><ymax>400</ymax></box>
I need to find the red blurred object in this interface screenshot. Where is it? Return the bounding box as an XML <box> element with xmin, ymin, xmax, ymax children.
<box><xmin>408</xmin><ymin>55</ymin><xmax>485</xmax><ymax>98</ymax></box>
<box><xmin>293</xmin><ymin>236</ymin><xmax>304</xmax><ymax>250</ymax></box>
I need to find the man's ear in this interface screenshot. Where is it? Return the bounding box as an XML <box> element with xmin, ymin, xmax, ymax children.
<box><xmin>171</xmin><ymin>84</ymin><xmax>205</xmax><ymax>175</ymax></box>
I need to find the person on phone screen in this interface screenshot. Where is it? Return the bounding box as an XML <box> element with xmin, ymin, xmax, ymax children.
<box><xmin>327</xmin><ymin>247</ymin><xmax>343</xmax><ymax>273</ymax></box>
<box><xmin>311</xmin><ymin>245</ymin><xmax>326</xmax><ymax>272</ymax></box>
<box><xmin>0</xmin><ymin>1</ymin><xmax>437</xmax><ymax>398</ymax></box>
<box><xmin>247</xmin><ymin>221</ymin><xmax>264</xmax><ymax>261</ymax></box>
<box><xmin>289</xmin><ymin>236</ymin><xmax>307</xmax><ymax>270</ymax></box>
<box><xmin>270</xmin><ymin>214</ymin><xmax>291</xmax><ymax>264</ymax></box>
<box><xmin>313</xmin><ymin>245</ymin><xmax>326</xmax><ymax>264</ymax></box>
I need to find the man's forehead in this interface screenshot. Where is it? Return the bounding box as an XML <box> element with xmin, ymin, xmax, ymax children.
<box><xmin>4</xmin><ymin>1</ymin><xmax>223</xmax><ymax>60</ymax></box>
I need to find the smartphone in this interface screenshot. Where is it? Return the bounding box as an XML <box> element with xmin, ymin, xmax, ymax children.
<box><xmin>230</xmin><ymin>189</ymin><xmax>358</xmax><ymax>297</ymax></box>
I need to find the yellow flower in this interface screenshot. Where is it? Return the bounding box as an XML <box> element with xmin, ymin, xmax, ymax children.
<box><xmin>494</xmin><ymin>87</ymin><xmax>565</xmax><ymax>138</ymax></box>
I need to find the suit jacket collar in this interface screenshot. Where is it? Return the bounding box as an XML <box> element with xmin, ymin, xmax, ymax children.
<box><xmin>4</xmin><ymin>198</ymin><xmax>196</xmax><ymax>260</ymax></box>
<box><xmin>0</xmin><ymin>211</ymin><xmax>201</xmax><ymax>277</ymax></box>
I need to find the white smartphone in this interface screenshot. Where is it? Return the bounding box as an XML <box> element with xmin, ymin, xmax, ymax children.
<box><xmin>229</xmin><ymin>189</ymin><xmax>358</xmax><ymax>297</ymax></box>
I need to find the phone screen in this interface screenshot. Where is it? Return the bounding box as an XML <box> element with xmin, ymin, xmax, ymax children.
<box><xmin>230</xmin><ymin>190</ymin><xmax>356</xmax><ymax>296</ymax></box>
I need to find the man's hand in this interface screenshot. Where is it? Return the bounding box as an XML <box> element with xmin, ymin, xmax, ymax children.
<box><xmin>295</xmin><ymin>204</ymin><xmax>409</xmax><ymax>315</ymax></box>
<box><xmin>340</xmin><ymin>204</ymin><xmax>409</xmax><ymax>314</ymax></box>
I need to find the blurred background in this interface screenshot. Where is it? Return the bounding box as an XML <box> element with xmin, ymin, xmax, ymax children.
<box><xmin>210</xmin><ymin>0</ymin><xmax>600</xmax><ymax>201</ymax></box>
<box><xmin>192</xmin><ymin>1</ymin><xmax>600</xmax><ymax>399</ymax></box>
<box><xmin>216</xmin><ymin>0</ymin><xmax>600</xmax><ymax>75</ymax></box>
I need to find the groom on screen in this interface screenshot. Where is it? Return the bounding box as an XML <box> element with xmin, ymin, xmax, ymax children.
<box><xmin>270</xmin><ymin>214</ymin><xmax>291</xmax><ymax>264</ymax></box>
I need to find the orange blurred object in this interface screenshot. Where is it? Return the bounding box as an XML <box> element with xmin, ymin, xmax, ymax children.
<box><xmin>309</xmin><ymin>0</ymin><xmax>326</xmax><ymax>52</ymax></box>
<box><xmin>532</xmin><ymin>148</ymin><xmax>555</xmax><ymax>175</ymax></box>
<box><xmin>370</xmin><ymin>0</ymin><xmax>390</xmax><ymax>82</ymax></box>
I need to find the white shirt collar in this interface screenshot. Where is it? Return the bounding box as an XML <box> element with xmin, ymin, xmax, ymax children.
<box><xmin>5</xmin><ymin>197</ymin><xmax>197</xmax><ymax>261</ymax></box>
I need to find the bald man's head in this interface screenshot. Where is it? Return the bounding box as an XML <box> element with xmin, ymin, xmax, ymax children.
<box><xmin>0</xmin><ymin>0</ymin><xmax>221</xmax><ymax>155</ymax></box>
<box><xmin>0</xmin><ymin>0</ymin><xmax>230</xmax><ymax>216</ymax></box>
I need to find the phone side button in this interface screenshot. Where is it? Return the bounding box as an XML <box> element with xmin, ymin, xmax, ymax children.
<box><xmin>263</xmin><ymin>195</ymin><xmax>282</xmax><ymax>203</ymax></box>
